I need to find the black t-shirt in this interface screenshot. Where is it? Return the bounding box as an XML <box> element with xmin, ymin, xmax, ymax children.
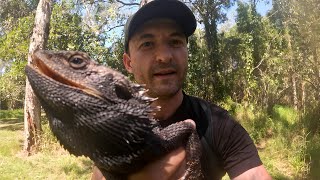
<box><xmin>159</xmin><ymin>93</ymin><xmax>262</xmax><ymax>179</ymax></box>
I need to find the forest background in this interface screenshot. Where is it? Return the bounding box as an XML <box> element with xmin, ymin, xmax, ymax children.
<box><xmin>0</xmin><ymin>0</ymin><xmax>319</xmax><ymax>179</ymax></box>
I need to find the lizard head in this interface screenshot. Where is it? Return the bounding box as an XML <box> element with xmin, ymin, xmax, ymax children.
<box><xmin>25</xmin><ymin>50</ymin><xmax>160</xmax><ymax>165</ymax></box>
<box><xmin>28</xmin><ymin>50</ymin><xmax>151</xmax><ymax>102</ymax></box>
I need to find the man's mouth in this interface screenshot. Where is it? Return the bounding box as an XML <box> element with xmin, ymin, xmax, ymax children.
<box><xmin>153</xmin><ymin>69</ymin><xmax>176</xmax><ymax>76</ymax></box>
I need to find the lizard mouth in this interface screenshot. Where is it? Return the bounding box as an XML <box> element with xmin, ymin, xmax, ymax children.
<box><xmin>30</xmin><ymin>54</ymin><xmax>85</xmax><ymax>89</ymax></box>
<box><xmin>29</xmin><ymin>52</ymin><xmax>105</xmax><ymax>99</ymax></box>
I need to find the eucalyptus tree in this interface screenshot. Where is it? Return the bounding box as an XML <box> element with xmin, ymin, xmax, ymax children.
<box><xmin>219</xmin><ymin>1</ymin><xmax>274</xmax><ymax>108</ymax></box>
<box><xmin>0</xmin><ymin>0</ymin><xmax>38</xmax><ymax>34</ymax></box>
<box><xmin>0</xmin><ymin>0</ymin><xmax>38</xmax><ymax>110</ymax></box>
<box><xmin>184</xmin><ymin>0</ymin><xmax>236</xmax><ymax>102</ymax></box>
<box><xmin>24</xmin><ymin>0</ymin><xmax>53</xmax><ymax>154</ymax></box>
<box><xmin>268</xmin><ymin>0</ymin><xmax>320</xmax><ymax>111</ymax></box>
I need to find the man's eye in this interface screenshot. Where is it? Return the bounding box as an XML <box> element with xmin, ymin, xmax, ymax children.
<box><xmin>140</xmin><ymin>42</ymin><xmax>153</xmax><ymax>49</ymax></box>
<box><xmin>170</xmin><ymin>39</ymin><xmax>184</xmax><ymax>47</ymax></box>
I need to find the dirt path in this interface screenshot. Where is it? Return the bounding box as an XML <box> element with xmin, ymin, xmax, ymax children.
<box><xmin>0</xmin><ymin>118</ymin><xmax>24</xmax><ymax>131</ymax></box>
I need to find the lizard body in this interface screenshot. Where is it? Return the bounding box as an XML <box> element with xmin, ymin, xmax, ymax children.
<box><xmin>25</xmin><ymin>50</ymin><xmax>202</xmax><ymax>179</ymax></box>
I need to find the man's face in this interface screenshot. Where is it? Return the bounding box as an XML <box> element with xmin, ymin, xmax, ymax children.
<box><xmin>123</xmin><ymin>19</ymin><xmax>188</xmax><ymax>98</ymax></box>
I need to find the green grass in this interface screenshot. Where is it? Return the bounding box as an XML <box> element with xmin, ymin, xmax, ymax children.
<box><xmin>0</xmin><ymin>109</ymin><xmax>24</xmax><ymax>119</ymax></box>
<box><xmin>221</xmin><ymin>101</ymin><xmax>318</xmax><ymax>179</ymax></box>
<box><xmin>0</xmin><ymin>109</ymin><xmax>93</xmax><ymax>179</ymax></box>
<box><xmin>308</xmin><ymin>135</ymin><xmax>320</xmax><ymax>180</ymax></box>
<box><xmin>1</xmin><ymin>106</ymin><xmax>320</xmax><ymax>179</ymax></box>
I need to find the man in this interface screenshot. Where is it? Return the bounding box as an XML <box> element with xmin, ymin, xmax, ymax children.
<box><xmin>92</xmin><ymin>0</ymin><xmax>272</xmax><ymax>179</ymax></box>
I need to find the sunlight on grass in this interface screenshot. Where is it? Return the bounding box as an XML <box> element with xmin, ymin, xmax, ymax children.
<box><xmin>1</xmin><ymin>106</ymin><xmax>319</xmax><ymax>179</ymax></box>
<box><xmin>0</xmin><ymin>109</ymin><xmax>93</xmax><ymax>179</ymax></box>
<box><xmin>0</xmin><ymin>129</ymin><xmax>23</xmax><ymax>156</ymax></box>
<box><xmin>220</xmin><ymin>101</ymin><xmax>313</xmax><ymax>179</ymax></box>
<box><xmin>0</xmin><ymin>152</ymin><xmax>92</xmax><ymax>179</ymax></box>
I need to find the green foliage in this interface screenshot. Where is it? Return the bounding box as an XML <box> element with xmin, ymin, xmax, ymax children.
<box><xmin>0</xmin><ymin>0</ymin><xmax>38</xmax><ymax>33</ymax></box>
<box><xmin>189</xmin><ymin>0</ymin><xmax>236</xmax><ymax>102</ymax></box>
<box><xmin>302</xmin><ymin>106</ymin><xmax>320</xmax><ymax>136</ymax></box>
<box><xmin>185</xmin><ymin>31</ymin><xmax>211</xmax><ymax>99</ymax></box>
<box><xmin>37</xmin><ymin>116</ymin><xmax>62</xmax><ymax>152</ymax></box>
<box><xmin>272</xmin><ymin>105</ymin><xmax>299</xmax><ymax>126</ymax></box>
<box><xmin>0</xmin><ymin>109</ymin><xmax>23</xmax><ymax>119</ymax></box>
<box><xmin>49</xmin><ymin>3</ymin><xmax>103</xmax><ymax>52</ymax></box>
<box><xmin>48</xmin><ymin>2</ymin><xmax>126</xmax><ymax>72</ymax></box>
<box><xmin>260</xmin><ymin>130</ymin><xmax>309</xmax><ymax>179</ymax></box>
<box><xmin>0</xmin><ymin>15</ymin><xmax>33</xmax><ymax>61</ymax></box>
<box><xmin>105</xmin><ymin>38</ymin><xmax>128</xmax><ymax>75</ymax></box>
<box><xmin>0</xmin><ymin>60</ymin><xmax>27</xmax><ymax>109</ymax></box>
<box><xmin>0</xmin><ymin>14</ymin><xmax>33</xmax><ymax>109</ymax></box>
<box><xmin>307</xmin><ymin>135</ymin><xmax>320</xmax><ymax>180</ymax></box>
<box><xmin>222</xmin><ymin>101</ymin><xmax>311</xmax><ymax>178</ymax></box>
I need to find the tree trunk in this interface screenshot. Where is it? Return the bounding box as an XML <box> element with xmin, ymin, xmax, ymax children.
<box><xmin>301</xmin><ymin>81</ymin><xmax>305</xmax><ymax>113</ymax></box>
<box><xmin>24</xmin><ymin>0</ymin><xmax>52</xmax><ymax>155</ymax></box>
<box><xmin>200</xmin><ymin>7</ymin><xmax>223</xmax><ymax>102</ymax></box>
<box><xmin>291</xmin><ymin>73</ymin><xmax>298</xmax><ymax>111</ymax></box>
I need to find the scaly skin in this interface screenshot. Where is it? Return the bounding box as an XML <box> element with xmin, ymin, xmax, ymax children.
<box><xmin>25</xmin><ymin>50</ymin><xmax>203</xmax><ymax>179</ymax></box>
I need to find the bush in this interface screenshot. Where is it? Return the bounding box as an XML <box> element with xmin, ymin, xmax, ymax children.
<box><xmin>221</xmin><ymin>100</ymin><xmax>311</xmax><ymax>178</ymax></box>
<box><xmin>0</xmin><ymin>109</ymin><xmax>23</xmax><ymax>119</ymax></box>
<box><xmin>272</xmin><ymin>105</ymin><xmax>299</xmax><ymax>126</ymax></box>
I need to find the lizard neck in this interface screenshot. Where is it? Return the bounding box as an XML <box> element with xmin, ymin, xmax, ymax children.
<box><xmin>152</xmin><ymin>89</ymin><xmax>184</xmax><ymax>121</ymax></box>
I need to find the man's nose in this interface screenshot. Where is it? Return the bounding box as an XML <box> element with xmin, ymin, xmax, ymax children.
<box><xmin>155</xmin><ymin>44</ymin><xmax>173</xmax><ymax>63</ymax></box>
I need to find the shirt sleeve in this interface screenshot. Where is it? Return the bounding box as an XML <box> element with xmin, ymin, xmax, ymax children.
<box><xmin>208</xmin><ymin>106</ymin><xmax>262</xmax><ymax>178</ymax></box>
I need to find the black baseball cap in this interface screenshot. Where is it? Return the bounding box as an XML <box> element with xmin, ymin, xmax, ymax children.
<box><xmin>124</xmin><ymin>0</ymin><xmax>197</xmax><ymax>53</ymax></box>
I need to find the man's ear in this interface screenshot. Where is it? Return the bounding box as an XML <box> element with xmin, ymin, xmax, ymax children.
<box><xmin>123</xmin><ymin>53</ymin><xmax>133</xmax><ymax>73</ymax></box>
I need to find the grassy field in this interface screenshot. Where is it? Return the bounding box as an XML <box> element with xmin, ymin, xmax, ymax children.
<box><xmin>0</xmin><ymin>108</ymin><xmax>319</xmax><ymax>179</ymax></box>
<box><xmin>220</xmin><ymin>101</ymin><xmax>320</xmax><ymax>180</ymax></box>
<box><xmin>0</xmin><ymin>109</ymin><xmax>93</xmax><ymax>180</ymax></box>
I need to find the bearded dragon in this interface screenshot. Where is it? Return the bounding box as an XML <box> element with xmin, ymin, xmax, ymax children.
<box><xmin>25</xmin><ymin>50</ymin><xmax>202</xmax><ymax>179</ymax></box>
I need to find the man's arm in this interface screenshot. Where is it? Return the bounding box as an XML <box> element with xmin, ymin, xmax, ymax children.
<box><xmin>91</xmin><ymin>147</ymin><xmax>186</xmax><ymax>180</ymax></box>
<box><xmin>128</xmin><ymin>147</ymin><xmax>186</xmax><ymax>180</ymax></box>
<box><xmin>129</xmin><ymin>150</ymin><xmax>272</xmax><ymax>180</ymax></box>
<box><xmin>232</xmin><ymin>165</ymin><xmax>272</xmax><ymax>180</ymax></box>
<box><xmin>131</xmin><ymin>152</ymin><xmax>272</xmax><ymax>180</ymax></box>
<box><xmin>91</xmin><ymin>149</ymin><xmax>272</xmax><ymax>180</ymax></box>
<box><xmin>91</xmin><ymin>166</ymin><xmax>105</xmax><ymax>180</ymax></box>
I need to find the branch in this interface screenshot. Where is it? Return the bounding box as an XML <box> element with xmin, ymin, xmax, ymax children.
<box><xmin>79</xmin><ymin>0</ymin><xmax>139</xmax><ymax>6</ymax></box>
<box><xmin>114</xmin><ymin>0</ymin><xmax>139</xmax><ymax>6</ymax></box>
<box><xmin>275</xmin><ymin>85</ymin><xmax>291</xmax><ymax>102</ymax></box>
<box><xmin>106</xmin><ymin>24</ymin><xmax>125</xmax><ymax>32</ymax></box>
<box><xmin>250</xmin><ymin>57</ymin><xmax>265</xmax><ymax>75</ymax></box>
<box><xmin>304</xmin><ymin>79</ymin><xmax>319</xmax><ymax>91</ymax></box>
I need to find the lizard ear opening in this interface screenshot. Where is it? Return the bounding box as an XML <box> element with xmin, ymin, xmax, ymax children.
<box><xmin>115</xmin><ymin>84</ymin><xmax>132</xmax><ymax>100</ymax></box>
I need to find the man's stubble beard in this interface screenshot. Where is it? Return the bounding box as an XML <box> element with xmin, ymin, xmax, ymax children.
<box><xmin>147</xmin><ymin>68</ymin><xmax>187</xmax><ymax>100</ymax></box>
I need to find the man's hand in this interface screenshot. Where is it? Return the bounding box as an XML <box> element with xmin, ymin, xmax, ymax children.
<box><xmin>128</xmin><ymin>147</ymin><xmax>187</xmax><ymax>180</ymax></box>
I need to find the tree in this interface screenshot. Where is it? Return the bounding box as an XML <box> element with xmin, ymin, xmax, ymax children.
<box><xmin>0</xmin><ymin>0</ymin><xmax>38</xmax><ymax>34</ymax></box>
<box><xmin>24</xmin><ymin>0</ymin><xmax>53</xmax><ymax>154</ymax></box>
<box><xmin>185</xmin><ymin>30</ymin><xmax>209</xmax><ymax>99</ymax></box>
<box><xmin>0</xmin><ymin>15</ymin><xmax>34</xmax><ymax>109</ymax></box>
<box><xmin>189</xmin><ymin>0</ymin><xmax>235</xmax><ymax>102</ymax></box>
<box><xmin>268</xmin><ymin>0</ymin><xmax>320</xmax><ymax>111</ymax></box>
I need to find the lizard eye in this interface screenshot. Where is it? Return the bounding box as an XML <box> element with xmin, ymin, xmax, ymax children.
<box><xmin>69</xmin><ymin>55</ymin><xmax>87</xmax><ymax>69</ymax></box>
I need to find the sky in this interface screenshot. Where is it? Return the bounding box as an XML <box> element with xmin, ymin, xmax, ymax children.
<box><xmin>256</xmin><ymin>0</ymin><xmax>273</xmax><ymax>16</ymax></box>
<box><xmin>219</xmin><ymin>0</ymin><xmax>273</xmax><ymax>31</ymax></box>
